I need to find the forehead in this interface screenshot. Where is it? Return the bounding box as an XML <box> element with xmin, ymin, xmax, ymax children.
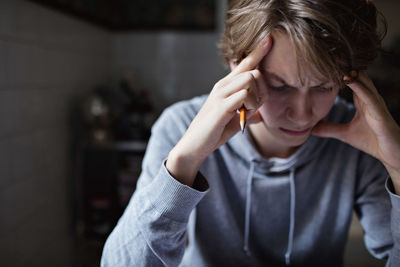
<box><xmin>260</xmin><ymin>31</ymin><xmax>328</xmax><ymax>87</ymax></box>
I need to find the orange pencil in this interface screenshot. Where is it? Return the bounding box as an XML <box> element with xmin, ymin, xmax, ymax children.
<box><xmin>240</xmin><ymin>106</ymin><xmax>246</xmax><ymax>133</ymax></box>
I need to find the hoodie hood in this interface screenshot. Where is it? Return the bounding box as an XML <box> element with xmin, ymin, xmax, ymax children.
<box><xmin>223</xmin><ymin>97</ymin><xmax>354</xmax><ymax>264</ymax></box>
<box><xmin>230</xmin><ymin>129</ymin><xmax>325</xmax><ymax>173</ymax></box>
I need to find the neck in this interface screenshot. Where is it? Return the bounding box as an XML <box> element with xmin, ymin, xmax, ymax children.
<box><xmin>248</xmin><ymin>123</ymin><xmax>300</xmax><ymax>159</ymax></box>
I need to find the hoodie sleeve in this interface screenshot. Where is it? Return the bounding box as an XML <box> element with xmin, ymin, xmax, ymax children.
<box><xmin>385</xmin><ymin>178</ymin><xmax>400</xmax><ymax>266</ymax></box>
<box><xmin>354</xmin><ymin>152</ymin><xmax>400</xmax><ymax>265</ymax></box>
<box><xmin>101</xmin><ymin>104</ymin><xmax>209</xmax><ymax>267</ymax></box>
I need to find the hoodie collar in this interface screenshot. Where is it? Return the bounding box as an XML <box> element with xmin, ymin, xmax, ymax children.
<box><xmin>229</xmin><ymin>128</ymin><xmax>325</xmax><ymax>173</ymax></box>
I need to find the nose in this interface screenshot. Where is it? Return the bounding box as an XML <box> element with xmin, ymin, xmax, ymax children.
<box><xmin>286</xmin><ymin>93</ymin><xmax>313</xmax><ymax>126</ymax></box>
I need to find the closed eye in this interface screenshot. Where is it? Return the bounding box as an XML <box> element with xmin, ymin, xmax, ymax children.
<box><xmin>269</xmin><ymin>85</ymin><xmax>293</xmax><ymax>92</ymax></box>
<box><xmin>314</xmin><ymin>86</ymin><xmax>333</xmax><ymax>93</ymax></box>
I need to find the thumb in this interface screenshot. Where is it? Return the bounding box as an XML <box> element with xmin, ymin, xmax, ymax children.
<box><xmin>311</xmin><ymin>121</ymin><xmax>349</xmax><ymax>141</ymax></box>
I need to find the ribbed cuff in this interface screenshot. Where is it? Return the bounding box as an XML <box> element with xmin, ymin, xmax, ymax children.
<box><xmin>386</xmin><ymin>177</ymin><xmax>400</xmax><ymax>247</ymax></box>
<box><xmin>150</xmin><ymin>160</ymin><xmax>209</xmax><ymax>222</ymax></box>
<box><xmin>386</xmin><ymin>177</ymin><xmax>400</xmax><ymax>208</ymax></box>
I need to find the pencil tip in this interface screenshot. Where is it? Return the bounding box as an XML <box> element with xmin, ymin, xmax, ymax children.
<box><xmin>240</xmin><ymin>121</ymin><xmax>245</xmax><ymax>133</ymax></box>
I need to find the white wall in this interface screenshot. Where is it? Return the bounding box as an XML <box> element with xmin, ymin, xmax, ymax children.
<box><xmin>112</xmin><ymin>0</ymin><xmax>228</xmax><ymax>113</ymax></box>
<box><xmin>0</xmin><ymin>1</ymin><xmax>112</xmax><ymax>266</ymax></box>
<box><xmin>112</xmin><ymin>32</ymin><xmax>227</xmax><ymax>112</ymax></box>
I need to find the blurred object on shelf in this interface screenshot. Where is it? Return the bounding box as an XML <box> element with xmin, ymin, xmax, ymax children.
<box><xmin>382</xmin><ymin>35</ymin><xmax>400</xmax><ymax>69</ymax></box>
<box><xmin>81</xmin><ymin>77</ymin><xmax>154</xmax><ymax>143</ymax></box>
<box><xmin>370</xmin><ymin>34</ymin><xmax>400</xmax><ymax>124</ymax></box>
<box><xmin>78</xmin><ymin>141</ymin><xmax>146</xmax><ymax>239</ymax></box>
<box><xmin>82</xmin><ymin>94</ymin><xmax>114</xmax><ymax>142</ymax></box>
<box><xmin>113</xmin><ymin>79</ymin><xmax>154</xmax><ymax>141</ymax></box>
<box><xmin>340</xmin><ymin>34</ymin><xmax>400</xmax><ymax>124</ymax></box>
<box><xmin>76</xmin><ymin>71</ymin><xmax>152</xmax><ymax>239</ymax></box>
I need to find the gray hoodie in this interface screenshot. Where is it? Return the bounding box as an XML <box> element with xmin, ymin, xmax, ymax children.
<box><xmin>101</xmin><ymin>95</ymin><xmax>400</xmax><ymax>266</ymax></box>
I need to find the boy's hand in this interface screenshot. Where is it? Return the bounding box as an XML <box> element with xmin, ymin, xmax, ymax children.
<box><xmin>166</xmin><ymin>35</ymin><xmax>272</xmax><ymax>186</ymax></box>
<box><xmin>312</xmin><ymin>71</ymin><xmax>400</xmax><ymax>193</ymax></box>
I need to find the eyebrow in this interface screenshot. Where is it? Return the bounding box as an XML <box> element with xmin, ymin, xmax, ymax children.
<box><xmin>265</xmin><ymin>71</ymin><xmax>329</xmax><ymax>88</ymax></box>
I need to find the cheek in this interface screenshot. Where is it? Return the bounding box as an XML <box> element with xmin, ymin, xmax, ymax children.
<box><xmin>311</xmin><ymin>92</ymin><xmax>338</xmax><ymax>118</ymax></box>
<box><xmin>258</xmin><ymin>94</ymin><xmax>288</xmax><ymax>121</ymax></box>
<box><xmin>258</xmin><ymin>91</ymin><xmax>338</xmax><ymax>121</ymax></box>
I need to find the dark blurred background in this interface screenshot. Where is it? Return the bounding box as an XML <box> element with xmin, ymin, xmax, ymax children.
<box><xmin>0</xmin><ymin>0</ymin><xmax>398</xmax><ymax>266</ymax></box>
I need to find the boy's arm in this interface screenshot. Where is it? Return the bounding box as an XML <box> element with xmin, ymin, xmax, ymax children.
<box><xmin>100</xmin><ymin>107</ymin><xmax>209</xmax><ymax>267</ymax></box>
<box><xmin>101</xmin><ymin>163</ymin><xmax>208</xmax><ymax>267</ymax></box>
<box><xmin>385</xmin><ymin>178</ymin><xmax>400</xmax><ymax>266</ymax></box>
<box><xmin>354</xmin><ymin>153</ymin><xmax>400</xmax><ymax>266</ymax></box>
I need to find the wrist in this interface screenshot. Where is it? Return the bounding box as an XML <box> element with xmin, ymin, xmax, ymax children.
<box><xmin>166</xmin><ymin>147</ymin><xmax>205</xmax><ymax>187</ymax></box>
<box><xmin>391</xmin><ymin>178</ymin><xmax>400</xmax><ymax>195</ymax></box>
<box><xmin>384</xmin><ymin>164</ymin><xmax>400</xmax><ymax>194</ymax></box>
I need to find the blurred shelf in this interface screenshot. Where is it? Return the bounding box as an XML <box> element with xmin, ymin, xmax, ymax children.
<box><xmin>86</xmin><ymin>141</ymin><xmax>147</xmax><ymax>151</ymax></box>
<box><xmin>76</xmin><ymin>140</ymin><xmax>147</xmax><ymax>239</ymax></box>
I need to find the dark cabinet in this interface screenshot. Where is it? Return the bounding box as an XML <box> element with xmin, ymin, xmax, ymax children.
<box><xmin>76</xmin><ymin>141</ymin><xmax>146</xmax><ymax>239</ymax></box>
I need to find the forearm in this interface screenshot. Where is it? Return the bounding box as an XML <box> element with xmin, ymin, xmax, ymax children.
<box><xmin>102</xmin><ymin>163</ymin><xmax>208</xmax><ymax>266</ymax></box>
<box><xmin>166</xmin><ymin>146</ymin><xmax>205</xmax><ymax>188</ymax></box>
<box><xmin>386</xmin><ymin>176</ymin><xmax>400</xmax><ymax>266</ymax></box>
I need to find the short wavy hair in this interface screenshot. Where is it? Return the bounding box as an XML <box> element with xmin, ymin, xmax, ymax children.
<box><xmin>219</xmin><ymin>0</ymin><xmax>387</xmax><ymax>87</ymax></box>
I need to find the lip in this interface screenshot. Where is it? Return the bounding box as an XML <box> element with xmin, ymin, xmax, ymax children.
<box><xmin>279</xmin><ymin>127</ymin><xmax>311</xmax><ymax>136</ymax></box>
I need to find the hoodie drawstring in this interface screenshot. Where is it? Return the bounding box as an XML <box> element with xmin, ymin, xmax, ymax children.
<box><xmin>243</xmin><ymin>160</ymin><xmax>255</xmax><ymax>256</ymax></box>
<box><xmin>243</xmin><ymin>163</ymin><xmax>296</xmax><ymax>264</ymax></box>
<box><xmin>285</xmin><ymin>167</ymin><xmax>296</xmax><ymax>265</ymax></box>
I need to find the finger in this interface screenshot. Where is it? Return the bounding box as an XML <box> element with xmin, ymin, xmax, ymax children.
<box><xmin>249</xmin><ymin>69</ymin><xmax>269</xmax><ymax>102</ymax></box>
<box><xmin>224</xmin><ymin>69</ymin><xmax>268</xmax><ymax>110</ymax></box>
<box><xmin>220</xmin><ymin>72</ymin><xmax>256</xmax><ymax>97</ymax></box>
<box><xmin>217</xmin><ymin>114</ymin><xmax>241</xmax><ymax>148</ymax></box>
<box><xmin>243</xmin><ymin>93</ymin><xmax>259</xmax><ymax>110</ymax></box>
<box><xmin>357</xmin><ymin>71</ymin><xmax>377</xmax><ymax>94</ymax></box>
<box><xmin>215</xmin><ymin>35</ymin><xmax>272</xmax><ymax>89</ymax></box>
<box><xmin>217</xmin><ymin>109</ymin><xmax>262</xmax><ymax>147</ymax></box>
<box><xmin>223</xmin><ymin>88</ymin><xmax>249</xmax><ymax>113</ymax></box>
<box><xmin>220</xmin><ymin>72</ymin><xmax>259</xmax><ymax>110</ymax></box>
<box><xmin>227</xmin><ymin>35</ymin><xmax>272</xmax><ymax>79</ymax></box>
<box><xmin>344</xmin><ymin>75</ymin><xmax>380</xmax><ymax>109</ymax></box>
<box><xmin>345</xmin><ymin>72</ymin><xmax>393</xmax><ymax>121</ymax></box>
<box><xmin>243</xmin><ymin>73</ymin><xmax>259</xmax><ymax>110</ymax></box>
